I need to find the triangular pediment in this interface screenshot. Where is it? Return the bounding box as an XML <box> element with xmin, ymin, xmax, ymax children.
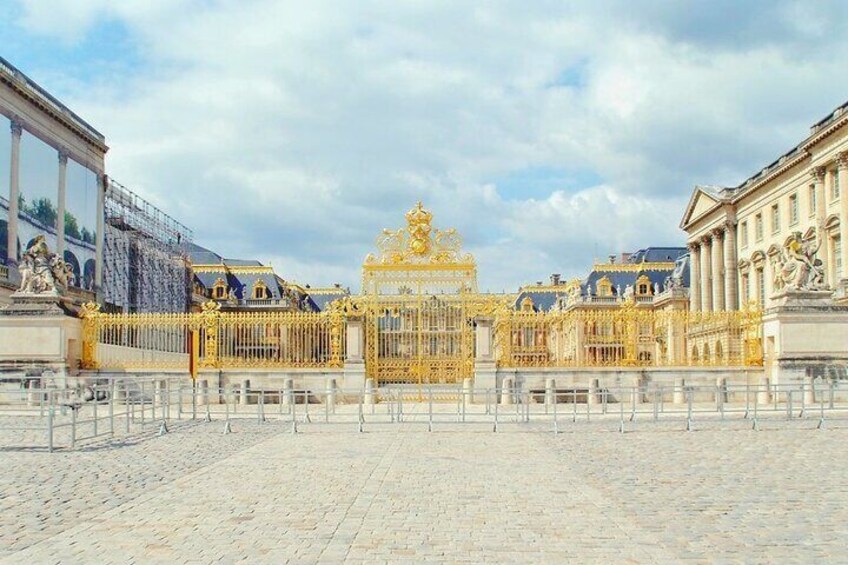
<box><xmin>680</xmin><ymin>187</ymin><xmax>723</xmax><ymax>229</ymax></box>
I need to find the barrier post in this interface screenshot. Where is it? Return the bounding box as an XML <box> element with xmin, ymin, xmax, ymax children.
<box><xmin>552</xmin><ymin>393</ymin><xmax>558</xmax><ymax>435</ymax></box>
<box><xmin>71</xmin><ymin>403</ymin><xmax>77</xmax><ymax>448</ymax></box>
<box><xmin>109</xmin><ymin>380</ymin><xmax>115</xmax><ymax>437</ymax></box>
<box><xmin>47</xmin><ymin>402</ymin><xmax>54</xmax><ymax>453</ymax></box>
<box><xmin>493</xmin><ymin>388</ymin><xmax>499</xmax><ymax>433</ymax></box>
<box><xmin>686</xmin><ymin>387</ymin><xmax>693</xmax><ymax>432</ymax></box>
<box><xmin>619</xmin><ymin>388</ymin><xmax>625</xmax><ymax>433</ymax></box>
<box><xmin>428</xmin><ymin>386</ymin><xmax>433</xmax><ymax>432</ymax></box>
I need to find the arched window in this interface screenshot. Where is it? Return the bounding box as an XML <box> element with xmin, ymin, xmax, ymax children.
<box><xmin>63</xmin><ymin>251</ymin><xmax>81</xmax><ymax>287</ymax></box>
<box><xmin>83</xmin><ymin>259</ymin><xmax>95</xmax><ymax>292</ymax></box>
<box><xmin>715</xmin><ymin>340</ymin><xmax>723</xmax><ymax>363</ymax></box>
<box><xmin>691</xmin><ymin>345</ymin><xmax>699</xmax><ymax>364</ymax></box>
<box><xmin>703</xmin><ymin>343</ymin><xmax>711</xmax><ymax>364</ymax></box>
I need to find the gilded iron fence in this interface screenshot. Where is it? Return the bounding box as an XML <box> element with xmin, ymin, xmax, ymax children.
<box><xmin>495</xmin><ymin>304</ymin><xmax>763</xmax><ymax>368</ymax></box>
<box><xmin>80</xmin><ymin>302</ymin><xmax>344</xmax><ymax>370</ymax></box>
<box><xmin>80</xmin><ymin>298</ymin><xmax>763</xmax><ymax>373</ymax></box>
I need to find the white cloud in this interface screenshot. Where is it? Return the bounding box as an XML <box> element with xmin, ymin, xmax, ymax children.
<box><xmin>11</xmin><ymin>0</ymin><xmax>848</xmax><ymax>290</ymax></box>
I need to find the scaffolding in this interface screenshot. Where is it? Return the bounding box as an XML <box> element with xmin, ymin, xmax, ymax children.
<box><xmin>103</xmin><ymin>179</ymin><xmax>193</xmax><ymax>313</ymax></box>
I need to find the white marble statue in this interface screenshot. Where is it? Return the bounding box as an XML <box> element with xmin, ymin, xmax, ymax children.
<box><xmin>774</xmin><ymin>230</ymin><xmax>827</xmax><ymax>292</ymax></box>
<box><xmin>16</xmin><ymin>235</ymin><xmax>69</xmax><ymax>295</ymax></box>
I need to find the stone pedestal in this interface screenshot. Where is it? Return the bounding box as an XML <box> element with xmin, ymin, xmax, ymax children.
<box><xmin>0</xmin><ymin>293</ymin><xmax>81</xmax><ymax>385</ymax></box>
<box><xmin>762</xmin><ymin>290</ymin><xmax>848</xmax><ymax>388</ymax></box>
<box><xmin>474</xmin><ymin>362</ymin><xmax>497</xmax><ymax>396</ymax></box>
<box><xmin>343</xmin><ymin>361</ymin><xmax>366</xmax><ymax>391</ymax></box>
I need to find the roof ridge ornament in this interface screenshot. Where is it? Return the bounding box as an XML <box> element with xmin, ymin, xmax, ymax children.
<box><xmin>364</xmin><ymin>202</ymin><xmax>475</xmax><ymax>267</ymax></box>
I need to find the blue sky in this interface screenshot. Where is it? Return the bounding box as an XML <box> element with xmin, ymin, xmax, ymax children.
<box><xmin>3</xmin><ymin>0</ymin><xmax>848</xmax><ymax>291</ymax></box>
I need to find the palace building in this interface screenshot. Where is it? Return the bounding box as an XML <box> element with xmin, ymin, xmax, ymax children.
<box><xmin>515</xmin><ymin>247</ymin><xmax>690</xmax><ymax>313</ymax></box>
<box><xmin>188</xmin><ymin>243</ymin><xmax>350</xmax><ymax>312</ymax></box>
<box><xmin>681</xmin><ymin>99</ymin><xmax>848</xmax><ymax>310</ymax></box>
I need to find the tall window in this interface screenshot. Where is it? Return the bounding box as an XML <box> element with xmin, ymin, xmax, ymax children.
<box><xmin>756</xmin><ymin>267</ymin><xmax>766</xmax><ymax>305</ymax></box>
<box><xmin>835</xmin><ymin>236</ymin><xmax>843</xmax><ymax>279</ymax></box>
<box><xmin>755</xmin><ymin>213</ymin><xmax>764</xmax><ymax>241</ymax></box>
<box><xmin>740</xmin><ymin>221</ymin><xmax>748</xmax><ymax>247</ymax></box>
<box><xmin>741</xmin><ymin>273</ymin><xmax>750</xmax><ymax>303</ymax></box>
<box><xmin>809</xmin><ymin>184</ymin><xmax>817</xmax><ymax>216</ymax></box>
<box><xmin>789</xmin><ymin>193</ymin><xmax>798</xmax><ymax>225</ymax></box>
<box><xmin>771</xmin><ymin>204</ymin><xmax>780</xmax><ymax>233</ymax></box>
<box><xmin>833</xmin><ymin>169</ymin><xmax>841</xmax><ymax>200</ymax></box>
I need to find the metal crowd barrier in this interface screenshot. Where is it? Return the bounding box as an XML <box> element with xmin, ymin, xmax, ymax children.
<box><xmin>0</xmin><ymin>376</ymin><xmax>183</xmax><ymax>452</ymax></box>
<box><xmin>155</xmin><ymin>380</ymin><xmax>848</xmax><ymax>434</ymax></box>
<box><xmin>3</xmin><ymin>378</ymin><xmax>848</xmax><ymax>451</ymax></box>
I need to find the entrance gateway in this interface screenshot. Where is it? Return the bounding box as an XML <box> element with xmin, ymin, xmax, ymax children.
<box><xmin>357</xmin><ymin>202</ymin><xmax>491</xmax><ymax>387</ymax></box>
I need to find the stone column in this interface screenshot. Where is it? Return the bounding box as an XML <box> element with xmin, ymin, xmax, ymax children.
<box><xmin>812</xmin><ymin>167</ymin><xmax>830</xmax><ymax>285</ymax></box>
<box><xmin>688</xmin><ymin>242</ymin><xmax>701</xmax><ymax>311</ymax></box>
<box><xmin>95</xmin><ymin>174</ymin><xmax>106</xmax><ymax>298</ymax></box>
<box><xmin>838</xmin><ymin>154</ymin><xmax>848</xmax><ymax>289</ymax></box>
<box><xmin>711</xmin><ymin>228</ymin><xmax>725</xmax><ymax>311</ymax></box>
<box><xmin>56</xmin><ymin>150</ymin><xmax>68</xmax><ymax>257</ymax></box>
<box><xmin>723</xmin><ymin>221</ymin><xmax>738</xmax><ymax>311</ymax></box>
<box><xmin>7</xmin><ymin>119</ymin><xmax>22</xmax><ymax>266</ymax></box>
<box><xmin>701</xmin><ymin>235</ymin><xmax>713</xmax><ymax>311</ymax></box>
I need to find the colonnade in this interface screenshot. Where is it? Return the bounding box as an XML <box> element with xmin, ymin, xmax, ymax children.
<box><xmin>4</xmin><ymin>118</ymin><xmax>105</xmax><ymax>291</ymax></box>
<box><xmin>688</xmin><ymin>222</ymin><xmax>738</xmax><ymax>312</ymax></box>
<box><xmin>812</xmin><ymin>157</ymin><xmax>848</xmax><ymax>289</ymax></box>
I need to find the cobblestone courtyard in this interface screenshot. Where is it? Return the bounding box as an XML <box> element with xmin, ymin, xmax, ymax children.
<box><xmin>3</xmin><ymin>411</ymin><xmax>848</xmax><ymax>563</ymax></box>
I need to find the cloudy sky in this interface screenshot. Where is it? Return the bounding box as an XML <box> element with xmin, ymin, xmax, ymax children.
<box><xmin>3</xmin><ymin>0</ymin><xmax>848</xmax><ymax>291</ymax></box>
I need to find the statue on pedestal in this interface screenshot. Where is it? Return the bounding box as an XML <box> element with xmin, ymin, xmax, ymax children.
<box><xmin>16</xmin><ymin>235</ymin><xmax>70</xmax><ymax>296</ymax></box>
<box><xmin>774</xmin><ymin>230</ymin><xmax>827</xmax><ymax>292</ymax></box>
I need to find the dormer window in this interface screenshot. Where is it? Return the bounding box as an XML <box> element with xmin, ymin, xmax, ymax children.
<box><xmin>520</xmin><ymin>296</ymin><xmax>535</xmax><ymax>312</ymax></box>
<box><xmin>635</xmin><ymin>274</ymin><xmax>651</xmax><ymax>296</ymax></box>
<box><xmin>252</xmin><ymin>279</ymin><xmax>270</xmax><ymax>300</ymax></box>
<box><xmin>596</xmin><ymin>276</ymin><xmax>613</xmax><ymax>297</ymax></box>
<box><xmin>212</xmin><ymin>277</ymin><xmax>227</xmax><ymax>299</ymax></box>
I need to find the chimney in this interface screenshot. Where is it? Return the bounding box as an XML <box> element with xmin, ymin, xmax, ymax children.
<box><xmin>550</xmin><ymin>273</ymin><xmax>561</xmax><ymax>286</ymax></box>
<box><xmin>608</xmin><ymin>255</ymin><xmax>616</xmax><ymax>264</ymax></box>
<box><xmin>620</xmin><ymin>252</ymin><xmax>632</xmax><ymax>263</ymax></box>
<box><xmin>535</xmin><ymin>281</ymin><xmax>543</xmax><ymax>286</ymax></box>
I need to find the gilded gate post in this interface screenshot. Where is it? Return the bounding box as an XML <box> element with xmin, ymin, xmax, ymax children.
<box><xmin>196</xmin><ymin>300</ymin><xmax>222</xmax><ymax>368</ymax></box>
<box><xmin>620</xmin><ymin>298</ymin><xmax>638</xmax><ymax>366</ymax></box>
<box><xmin>327</xmin><ymin>296</ymin><xmax>360</xmax><ymax>368</ymax></box>
<box><xmin>79</xmin><ymin>302</ymin><xmax>102</xmax><ymax>370</ymax></box>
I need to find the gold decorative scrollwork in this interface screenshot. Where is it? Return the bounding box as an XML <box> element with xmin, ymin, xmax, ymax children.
<box><xmin>364</xmin><ymin>202</ymin><xmax>475</xmax><ymax>267</ymax></box>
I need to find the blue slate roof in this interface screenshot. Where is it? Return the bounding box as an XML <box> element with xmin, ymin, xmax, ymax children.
<box><xmin>514</xmin><ymin>246</ymin><xmax>690</xmax><ymax>311</ymax></box>
<box><xmin>627</xmin><ymin>247</ymin><xmax>688</xmax><ymax>264</ymax></box>
<box><xmin>194</xmin><ymin>269</ymin><xmax>281</xmax><ymax>300</ymax></box>
<box><xmin>305</xmin><ymin>289</ymin><xmax>350</xmax><ymax>312</ymax></box>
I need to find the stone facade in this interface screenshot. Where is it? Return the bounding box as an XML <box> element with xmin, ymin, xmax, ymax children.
<box><xmin>681</xmin><ymin>100</ymin><xmax>848</xmax><ymax>310</ymax></box>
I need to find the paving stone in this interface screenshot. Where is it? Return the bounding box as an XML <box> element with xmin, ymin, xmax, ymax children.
<box><xmin>2</xmin><ymin>408</ymin><xmax>848</xmax><ymax>562</ymax></box>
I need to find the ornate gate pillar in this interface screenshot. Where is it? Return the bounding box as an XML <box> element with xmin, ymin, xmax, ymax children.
<box><xmin>343</xmin><ymin>315</ymin><xmax>366</xmax><ymax>390</ymax></box>
<box><xmin>473</xmin><ymin>316</ymin><xmax>497</xmax><ymax>394</ymax></box>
